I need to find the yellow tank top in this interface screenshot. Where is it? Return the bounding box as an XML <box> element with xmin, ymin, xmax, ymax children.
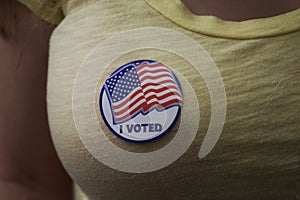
<box><xmin>18</xmin><ymin>0</ymin><xmax>300</xmax><ymax>199</ymax></box>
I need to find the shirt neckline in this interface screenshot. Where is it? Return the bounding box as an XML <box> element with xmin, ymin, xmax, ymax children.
<box><xmin>145</xmin><ymin>0</ymin><xmax>300</xmax><ymax>39</ymax></box>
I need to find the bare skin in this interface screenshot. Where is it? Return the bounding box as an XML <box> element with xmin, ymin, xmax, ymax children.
<box><xmin>181</xmin><ymin>0</ymin><xmax>300</xmax><ymax>21</ymax></box>
<box><xmin>0</xmin><ymin>1</ymin><xmax>72</xmax><ymax>200</ymax></box>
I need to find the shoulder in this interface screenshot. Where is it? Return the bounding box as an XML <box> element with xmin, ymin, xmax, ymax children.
<box><xmin>17</xmin><ymin>0</ymin><xmax>64</xmax><ymax>25</ymax></box>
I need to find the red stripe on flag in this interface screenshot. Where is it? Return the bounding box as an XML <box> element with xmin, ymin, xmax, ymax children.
<box><xmin>140</xmin><ymin>73</ymin><xmax>173</xmax><ymax>83</ymax></box>
<box><xmin>112</xmin><ymin>88</ymin><xmax>144</xmax><ymax>109</ymax></box>
<box><xmin>137</xmin><ymin>68</ymin><xmax>170</xmax><ymax>77</ymax></box>
<box><xmin>114</xmin><ymin>102</ymin><xmax>147</xmax><ymax>122</ymax></box>
<box><xmin>136</xmin><ymin>62</ymin><xmax>165</xmax><ymax>70</ymax></box>
<box><xmin>145</xmin><ymin>92</ymin><xmax>182</xmax><ymax>102</ymax></box>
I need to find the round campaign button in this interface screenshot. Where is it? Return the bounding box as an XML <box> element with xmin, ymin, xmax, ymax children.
<box><xmin>99</xmin><ymin>60</ymin><xmax>182</xmax><ymax>143</ymax></box>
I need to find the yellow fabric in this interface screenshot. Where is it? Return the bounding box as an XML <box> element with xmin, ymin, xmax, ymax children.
<box><xmin>17</xmin><ymin>0</ymin><xmax>97</xmax><ymax>25</ymax></box>
<box><xmin>46</xmin><ymin>0</ymin><xmax>300</xmax><ymax>199</ymax></box>
<box><xmin>18</xmin><ymin>0</ymin><xmax>64</xmax><ymax>24</ymax></box>
<box><xmin>18</xmin><ymin>0</ymin><xmax>300</xmax><ymax>39</ymax></box>
<box><xmin>60</xmin><ymin>0</ymin><xmax>96</xmax><ymax>17</ymax></box>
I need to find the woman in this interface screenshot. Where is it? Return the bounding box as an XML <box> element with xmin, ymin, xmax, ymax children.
<box><xmin>1</xmin><ymin>0</ymin><xmax>299</xmax><ymax>199</ymax></box>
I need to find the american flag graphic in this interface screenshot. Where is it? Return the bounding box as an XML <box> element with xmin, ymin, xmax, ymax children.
<box><xmin>104</xmin><ymin>60</ymin><xmax>182</xmax><ymax>124</ymax></box>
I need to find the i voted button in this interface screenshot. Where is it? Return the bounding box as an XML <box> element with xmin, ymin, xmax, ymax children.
<box><xmin>99</xmin><ymin>60</ymin><xmax>182</xmax><ymax>143</ymax></box>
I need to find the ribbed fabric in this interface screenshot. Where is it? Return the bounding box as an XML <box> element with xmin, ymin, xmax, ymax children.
<box><xmin>145</xmin><ymin>0</ymin><xmax>300</xmax><ymax>39</ymax></box>
<box><xmin>18</xmin><ymin>0</ymin><xmax>300</xmax><ymax>38</ymax></box>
